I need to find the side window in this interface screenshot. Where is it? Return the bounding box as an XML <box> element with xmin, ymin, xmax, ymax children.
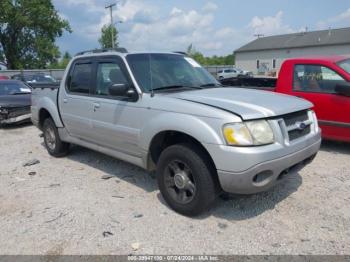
<box><xmin>68</xmin><ymin>63</ymin><xmax>92</xmax><ymax>94</ymax></box>
<box><xmin>95</xmin><ymin>62</ymin><xmax>129</xmax><ymax>97</ymax></box>
<box><xmin>293</xmin><ymin>64</ymin><xmax>346</xmax><ymax>93</ymax></box>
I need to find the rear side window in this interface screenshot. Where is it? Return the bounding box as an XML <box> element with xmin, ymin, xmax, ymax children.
<box><xmin>293</xmin><ymin>64</ymin><xmax>346</xmax><ymax>94</ymax></box>
<box><xmin>68</xmin><ymin>63</ymin><xmax>93</xmax><ymax>94</ymax></box>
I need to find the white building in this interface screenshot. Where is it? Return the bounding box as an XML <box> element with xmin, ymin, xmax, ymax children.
<box><xmin>235</xmin><ymin>27</ymin><xmax>350</xmax><ymax>76</ymax></box>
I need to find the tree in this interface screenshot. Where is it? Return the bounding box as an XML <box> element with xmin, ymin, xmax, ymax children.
<box><xmin>60</xmin><ymin>51</ymin><xmax>72</xmax><ymax>68</ymax></box>
<box><xmin>98</xmin><ymin>24</ymin><xmax>118</xmax><ymax>49</ymax></box>
<box><xmin>186</xmin><ymin>44</ymin><xmax>235</xmax><ymax>66</ymax></box>
<box><xmin>186</xmin><ymin>43</ymin><xmax>206</xmax><ymax>64</ymax></box>
<box><xmin>48</xmin><ymin>51</ymin><xmax>72</xmax><ymax>69</ymax></box>
<box><xmin>0</xmin><ymin>0</ymin><xmax>71</xmax><ymax>69</ymax></box>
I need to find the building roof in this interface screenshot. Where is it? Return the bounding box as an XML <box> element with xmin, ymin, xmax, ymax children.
<box><xmin>235</xmin><ymin>27</ymin><xmax>350</xmax><ymax>53</ymax></box>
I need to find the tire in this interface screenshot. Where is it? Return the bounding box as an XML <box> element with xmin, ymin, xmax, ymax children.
<box><xmin>156</xmin><ymin>143</ymin><xmax>218</xmax><ymax>216</ymax></box>
<box><xmin>43</xmin><ymin>118</ymin><xmax>69</xmax><ymax>157</ymax></box>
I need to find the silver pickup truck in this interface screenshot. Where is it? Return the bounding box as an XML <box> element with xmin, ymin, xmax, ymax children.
<box><xmin>31</xmin><ymin>48</ymin><xmax>321</xmax><ymax>216</ymax></box>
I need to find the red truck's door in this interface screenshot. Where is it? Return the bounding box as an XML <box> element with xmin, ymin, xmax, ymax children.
<box><xmin>291</xmin><ymin>64</ymin><xmax>350</xmax><ymax>142</ymax></box>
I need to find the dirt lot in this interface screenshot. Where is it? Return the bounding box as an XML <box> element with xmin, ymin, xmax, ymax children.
<box><xmin>0</xmin><ymin>124</ymin><xmax>349</xmax><ymax>255</ymax></box>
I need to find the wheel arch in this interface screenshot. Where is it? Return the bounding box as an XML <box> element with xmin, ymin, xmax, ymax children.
<box><xmin>38</xmin><ymin>106</ymin><xmax>61</xmax><ymax>129</ymax></box>
<box><xmin>148</xmin><ymin>130</ymin><xmax>222</xmax><ymax>192</ymax></box>
<box><xmin>36</xmin><ymin>99</ymin><xmax>63</xmax><ymax>129</ymax></box>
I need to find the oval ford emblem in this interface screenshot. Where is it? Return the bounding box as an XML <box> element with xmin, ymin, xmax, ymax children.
<box><xmin>297</xmin><ymin>122</ymin><xmax>307</xmax><ymax>130</ymax></box>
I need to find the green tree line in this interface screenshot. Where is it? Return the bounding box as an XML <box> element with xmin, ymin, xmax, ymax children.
<box><xmin>186</xmin><ymin>44</ymin><xmax>235</xmax><ymax>66</ymax></box>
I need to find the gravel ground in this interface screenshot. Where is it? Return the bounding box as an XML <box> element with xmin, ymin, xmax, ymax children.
<box><xmin>0</xmin><ymin>124</ymin><xmax>349</xmax><ymax>255</ymax></box>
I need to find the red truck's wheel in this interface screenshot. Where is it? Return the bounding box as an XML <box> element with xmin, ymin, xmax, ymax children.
<box><xmin>156</xmin><ymin>143</ymin><xmax>218</xmax><ymax>216</ymax></box>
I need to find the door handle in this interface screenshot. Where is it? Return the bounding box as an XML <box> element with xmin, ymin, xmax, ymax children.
<box><xmin>93</xmin><ymin>102</ymin><xmax>100</xmax><ymax>112</ymax></box>
<box><xmin>63</xmin><ymin>98</ymin><xmax>68</xmax><ymax>103</ymax></box>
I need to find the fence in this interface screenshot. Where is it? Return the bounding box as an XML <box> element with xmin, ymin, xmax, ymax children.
<box><xmin>203</xmin><ymin>65</ymin><xmax>235</xmax><ymax>77</ymax></box>
<box><xmin>0</xmin><ymin>65</ymin><xmax>235</xmax><ymax>80</ymax></box>
<box><xmin>0</xmin><ymin>69</ymin><xmax>65</xmax><ymax>80</ymax></box>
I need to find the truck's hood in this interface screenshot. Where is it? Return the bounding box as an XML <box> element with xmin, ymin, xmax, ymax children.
<box><xmin>169</xmin><ymin>87</ymin><xmax>313</xmax><ymax>120</ymax></box>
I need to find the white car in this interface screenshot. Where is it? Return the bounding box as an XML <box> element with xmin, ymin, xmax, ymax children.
<box><xmin>217</xmin><ymin>68</ymin><xmax>240</xmax><ymax>79</ymax></box>
<box><xmin>217</xmin><ymin>68</ymin><xmax>253</xmax><ymax>79</ymax></box>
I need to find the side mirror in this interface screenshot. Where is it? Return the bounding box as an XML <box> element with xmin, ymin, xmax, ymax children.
<box><xmin>108</xmin><ymin>83</ymin><xmax>137</xmax><ymax>99</ymax></box>
<box><xmin>109</xmin><ymin>83</ymin><xmax>128</xmax><ymax>96</ymax></box>
<box><xmin>335</xmin><ymin>83</ymin><xmax>350</xmax><ymax>97</ymax></box>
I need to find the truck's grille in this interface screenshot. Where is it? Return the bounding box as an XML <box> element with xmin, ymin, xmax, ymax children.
<box><xmin>288</xmin><ymin>125</ymin><xmax>311</xmax><ymax>141</ymax></box>
<box><xmin>281</xmin><ymin>110</ymin><xmax>312</xmax><ymax>141</ymax></box>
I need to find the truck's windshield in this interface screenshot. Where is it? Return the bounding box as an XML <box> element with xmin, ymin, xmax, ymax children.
<box><xmin>126</xmin><ymin>53</ymin><xmax>220</xmax><ymax>92</ymax></box>
<box><xmin>337</xmin><ymin>59</ymin><xmax>350</xmax><ymax>74</ymax></box>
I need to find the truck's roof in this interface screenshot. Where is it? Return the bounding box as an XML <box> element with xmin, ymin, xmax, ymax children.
<box><xmin>288</xmin><ymin>55</ymin><xmax>350</xmax><ymax>63</ymax></box>
<box><xmin>74</xmin><ymin>51</ymin><xmax>185</xmax><ymax>59</ymax></box>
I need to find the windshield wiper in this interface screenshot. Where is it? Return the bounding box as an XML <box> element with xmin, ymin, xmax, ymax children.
<box><xmin>10</xmin><ymin>92</ymin><xmax>31</xmax><ymax>95</ymax></box>
<box><xmin>152</xmin><ymin>85</ymin><xmax>203</xmax><ymax>92</ymax></box>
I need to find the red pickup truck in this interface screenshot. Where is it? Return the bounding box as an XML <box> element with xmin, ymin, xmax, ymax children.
<box><xmin>221</xmin><ymin>56</ymin><xmax>350</xmax><ymax>142</ymax></box>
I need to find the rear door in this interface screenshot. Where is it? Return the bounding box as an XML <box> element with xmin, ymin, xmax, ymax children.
<box><xmin>59</xmin><ymin>58</ymin><xmax>96</xmax><ymax>141</ymax></box>
<box><xmin>291</xmin><ymin>64</ymin><xmax>350</xmax><ymax>141</ymax></box>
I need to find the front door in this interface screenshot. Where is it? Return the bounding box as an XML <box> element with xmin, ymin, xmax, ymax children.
<box><xmin>89</xmin><ymin>56</ymin><xmax>142</xmax><ymax>157</ymax></box>
<box><xmin>291</xmin><ymin>64</ymin><xmax>350</xmax><ymax>141</ymax></box>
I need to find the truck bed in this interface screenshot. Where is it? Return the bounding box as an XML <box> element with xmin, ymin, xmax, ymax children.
<box><xmin>220</xmin><ymin>77</ymin><xmax>277</xmax><ymax>91</ymax></box>
<box><xmin>30</xmin><ymin>82</ymin><xmax>61</xmax><ymax>128</ymax></box>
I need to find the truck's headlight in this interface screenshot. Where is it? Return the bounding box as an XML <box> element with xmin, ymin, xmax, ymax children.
<box><xmin>223</xmin><ymin>120</ymin><xmax>274</xmax><ymax>146</ymax></box>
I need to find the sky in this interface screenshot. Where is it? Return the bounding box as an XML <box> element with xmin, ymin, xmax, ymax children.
<box><xmin>53</xmin><ymin>0</ymin><xmax>350</xmax><ymax>56</ymax></box>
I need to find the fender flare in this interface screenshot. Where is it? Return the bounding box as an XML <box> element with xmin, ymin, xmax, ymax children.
<box><xmin>140</xmin><ymin>112</ymin><xmax>223</xmax><ymax>151</ymax></box>
<box><xmin>37</xmin><ymin>97</ymin><xmax>63</xmax><ymax>128</ymax></box>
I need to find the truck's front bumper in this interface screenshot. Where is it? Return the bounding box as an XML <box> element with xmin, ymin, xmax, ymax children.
<box><xmin>204</xmin><ymin>133</ymin><xmax>321</xmax><ymax>194</ymax></box>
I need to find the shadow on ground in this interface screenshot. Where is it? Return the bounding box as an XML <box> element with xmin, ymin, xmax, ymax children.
<box><xmin>65</xmin><ymin>145</ymin><xmax>158</xmax><ymax>193</ymax></box>
<box><xmin>320</xmin><ymin>139</ymin><xmax>350</xmax><ymax>155</ymax></box>
<box><xmin>59</xmin><ymin>144</ymin><xmax>305</xmax><ymax>220</ymax></box>
<box><xmin>0</xmin><ymin>121</ymin><xmax>32</xmax><ymax>130</ymax></box>
<box><xmin>207</xmin><ymin>172</ymin><xmax>302</xmax><ymax>221</ymax></box>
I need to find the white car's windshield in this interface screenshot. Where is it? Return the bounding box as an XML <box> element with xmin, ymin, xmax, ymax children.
<box><xmin>0</xmin><ymin>82</ymin><xmax>31</xmax><ymax>96</ymax></box>
<box><xmin>126</xmin><ymin>53</ymin><xmax>220</xmax><ymax>92</ymax></box>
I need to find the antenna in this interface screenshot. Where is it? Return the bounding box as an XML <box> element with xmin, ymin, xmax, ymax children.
<box><xmin>149</xmin><ymin>54</ymin><xmax>154</xmax><ymax>97</ymax></box>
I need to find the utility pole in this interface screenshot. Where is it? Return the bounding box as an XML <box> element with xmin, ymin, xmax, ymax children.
<box><xmin>105</xmin><ymin>3</ymin><xmax>117</xmax><ymax>48</ymax></box>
